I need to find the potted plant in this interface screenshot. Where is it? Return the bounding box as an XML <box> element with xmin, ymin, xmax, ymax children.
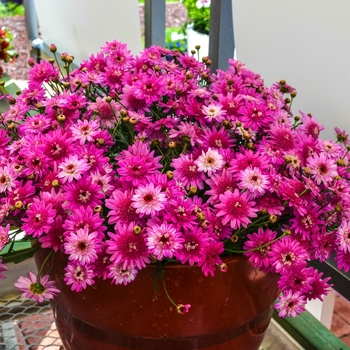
<box><xmin>0</xmin><ymin>41</ymin><xmax>348</xmax><ymax>349</ymax></box>
<box><xmin>182</xmin><ymin>0</ymin><xmax>210</xmax><ymax>57</ymax></box>
<box><xmin>0</xmin><ymin>26</ymin><xmax>17</xmax><ymax>78</ymax></box>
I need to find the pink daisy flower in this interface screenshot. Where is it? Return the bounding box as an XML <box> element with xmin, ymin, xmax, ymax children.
<box><xmin>336</xmin><ymin>220</ymin><xmax>350</xmax><ymax>252</ymax></box>
<box><xmin>131</xmin><ymin>183</ymin><xmax>167</xmax><ymax>217</ymax></box>
<box><xmin>215</xmin><ymin>189</ymin><xmax>258</xmax><ymax>230</ymax></box>
<box><xmin>70</xmin><ymin>119</ymin><xmax>100</xmax><ymax>144</ymax></box>
<box><xmin>268</xmin><ymin>236</ymin><xmax>309</xmax><ymax>274</ymax></box>
<box><xmin>88</xmin><ymin>97</ymin><xmax>119</xmax><ymax>128</ymax></box>
<box><xmin>63</xmin><ymin>177</ymin><xmax>104</xmax><ymax>211</ymax></box>
<box><xmin>243</xmin><ymin>228</ymin><xmax>277</xmax><ymax>270</ymax></box>
<box><xmin>0</xmin><ymin>223</ymin><xmax>10</xmax><ymax>250</ymax></box>
<box><xmin>22</xmin><ymin>201</ymin><xmax>56</xmax><ymax>238</ymax></box>
<box><xmin>0</xmin><ymin>257</ymin><xmax>8</xmax><ymax>279</ymax></box>
<box><xmin>201</xmin><ymin>103</ymin><xmax>226</xmax><ymax>123</ymax></box>
<box><xmin>106</xmin><ymin>223</ymin><xmax>150</xmax><ymax>270</ymax></box>
<box><xmin>38</xmin><ymin>215</ymin><xmax>66</xmax><ymax>252</ymax></box>
<box><xmin>275</xmin><ymin>290</ymin><xmax>306</xmax><ymax>318</ymax></box>
<box><xmin>198</xmin><ymin>241</ymin><xmax>224</xmax><ymax>277</ymax></box>
<box><xmin>146</xmin><ymin>223</ymin><xmax>184</xmax><ymax>260</ymax></box>
<box><xmin>15</xmin><ymin>272</ymin><xmax>60</xmax><ymax>303</ymax></box>
<box><xmin>64</xmin><ymin>227</ymin><xmax>102</xmax><ymax>265</ymax></box>
<box><xmin>307</xmin><ymin>152</ymin><xmax>338</xmax><ymax>185</ymax></box>
<box><xmin>194</xmin><ymin>148</ymin><xmax>224</xmax><ymax>176</ymax></box>
<box><xmin>176</xmin><ymin>227</ymin><xmax>210</xmax><ymax>265</ymax></box>
<box><xmin>106</xmin><ymin>189</ymin><xmax>139</xmax><ymax>226</ymax></box>
<box><xmin>310</xmin><ymin>229</ymin><xmax>336</xmax><ymax>262</ymax></box>
<box><xmin>64</xmin><ymin>262</ymin><xmax>96</xmax><ymax>292</ymax></box>
<box><xmin>107</xmin><ymin>263</ymin><xmax>138</xmax><ymax>286</ymax></box>
<box><xmin>238</xmin><ymin>166</ymin><xmax>269</xmax><ymax>196</ymax></box>
<box><xmin>171</xmin><ymin>154</ymin><xmax>206</xmax><ymax>190</ymax></box>
<box><xmin>205</xmin><ymin>168</ymin><xmax>237</xmax><ymax>204</ymax></box>
<box><xmin>58</xmin><ymin>155</ymin><xmax>90</xmax><ymax>183</ymax></box>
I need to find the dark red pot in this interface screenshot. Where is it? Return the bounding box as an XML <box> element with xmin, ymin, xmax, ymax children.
<box><xmin>35</xmin><ymin>249</ymin><xmax>279</xmax><ymax>350</ymax></box>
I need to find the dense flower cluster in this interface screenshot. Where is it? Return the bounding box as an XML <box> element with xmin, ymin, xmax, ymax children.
<box><xmin>1</xmin><ymin>40</ymin><xmax>349</xmax><ymax>317</ymax></box>
<box><xmin>0</xmin><ymin>26</ymin><xmax>17</xmax><ymax>77</ymax></box>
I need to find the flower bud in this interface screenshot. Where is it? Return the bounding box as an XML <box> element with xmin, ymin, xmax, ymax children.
<box><xmin>52</xmin><ymin>179</ymin><xmax>60</xmax><ymax>187</ymax></box>
<box><xmin>337</xmin><ymin>159</ymin><xmax>345</xmax><ymax>166</ymax></box>
<box><xmin>189</xmin><ymin>186</ymin><xmax>197</xmax><ymax>195</ymax></box>
<box><xmin>28</xmin><ymin>57</ymin><xmax>35</xmax><ymax>67</ymax></box>
<box><xmin>57</xmin><ymin>114</ymin><xmax>66</xmax><ymax>123</ymax></box>
<box><xmin>220</xmin><ymin>263</ymin><xmax>228</xmax><ymax>272</ymax></box>
<box><xmin>231</xmin><ymin>234</ymin><xmax>239</xmax><ymax>243</ymax></box>
<box><xmin>269</xmin><ymin>215</ymin><xmax>278</xmax><ymax>224</ymax></box>
<box><xmin>94</xmin><ymin>205</ymin><xmax>103</xmax><ymax>213</ymax></box>
<box><xmin>105</xmin><ymin>96</ymin><xmax>112</xmax><ymax>103</ymax></box>
<box><xmin>168</xmin><ymin>141</ymin><xmax>176</xmax><ymax>149</ymax></box>
<box><xmin>49</xmin><ymin>43</ymin><xmax>57</xmax><ymax>53</ymax></box>
<box><xmin>190</xmin><ymin>49</ymin><xmax>196</xmax><ymax>55</ymax></box>
<box><xmin>166</xmin><ymin>170</ymin><xmax>174</xmax><ymax>179</ymax></box>
<box><xmin>15</xmin><ymin>200</ymin><xmax>23</xmax><ymax>209</ymax></box>
<box><xmin>197</xmin><ymin>212</ymin><xmax>205</xmax><ymax>221</ymax></box>
<box><xmin>195</xmin><ymin>45</ymin><xmax>201</xmax><ymax>50</ymax></box>
<box><xmin>133</xmin><ymin>225</ymin><xmax>142</xmax><ymax>234</ymax></box>
<box><xmin>290</xmin><ymin>91</ymin><xmax>297</xmax><ymax>98</ymax></box>
<box><xmin>294</xmin><ymin>115</ymin><xmax>300</xmax><ymax>121</ymax></box>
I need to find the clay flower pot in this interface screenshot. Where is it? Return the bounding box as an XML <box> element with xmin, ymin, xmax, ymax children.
<box><xmin>35</xmin><ymin>248</ymin><xmax>279</xmax><ymax>350</ymax></box>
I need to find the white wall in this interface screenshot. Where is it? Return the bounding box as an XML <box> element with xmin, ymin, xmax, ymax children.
<box><xmin>34</xmin><ymin>0</ymin><xmax>142</xmax><ymax>65</ymax></box>
<box><xmin>232</xmin><ymin>0</ymin><xmax>350</xmax><ymax>140</ymax></box>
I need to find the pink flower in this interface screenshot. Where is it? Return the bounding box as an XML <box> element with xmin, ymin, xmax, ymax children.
<box><xmin>195</xmin><ymin>148</ymin><xmax>224</xmax><ymax>176</ymax></box>
<box><xmin>176</xmin><ymin>304</ymin><xmax>191</xmax><ymax>314</ymax></box>
<box><xmin>22</xmin><ymin>200</ymin><xmax>56</xmax><ymax>237</ymax></box>
<box><xmin>131</xmin><ymin>183</ymin><xmax>167</xmax><ymax>217</ymax></box>
<box><xmin>15</xmin><ymin>272</ymin><xmax>60</xmax><ymax>303</ymax></box>
<box><xmin>0</xmin><ymin>257</ymin><xmax>8</xmax><ymax>279</ymax></box>
<box><xmin>64</xmin><ymin>261</ymin><xmax>96</xmax><ymax>292</ymax></box>
<box><xmin>275</xmin><ymin>290</ymin><xmax>306</xmax><ymax>318</ymax></box>
<box><xmin>107</xmin><ymin>263</ymin><xmax>138</xmax><ymax>285</ymax></box>
<box><xmin>58</xmin><ymin>155</ymin><xmax>90</xmax><ymax>183</ymax></box>
<box><xmin>238</xmin><ymin>167</ymin><xmax>269</xmax><ymax>196</ymax></box>
<box><xmin>0</xmin><ymin>223</ymin><xmax>10</xmax><ymax>250</ymax></box>
<box><xmin>146</xmin><ymin>223</ymin><xmax>184</xmax><ymax>260</ymax></box>
<box><xmin>268</xmin><ymin>236</ymin><xmax>309</xmax><ymax>274</ymax></box>
<box><xmin>106</xmin><ymin>223</ymin><xmax>150</xmax><ymax>270</ymax></box>
<box><xmin>307</xmin><ymin>152</ymin><xmax>338</xmax><ymax>185</ymax></box>
<box><xmin>64</xmin><ymin>227</ymin><xmax>102</xmax><ymax>265</ymax></box>
<box><xmin>215</xmin><ymin>189</ymin><xmax>258</xmax><ymax>229</ymax></box>
<box><xmin>70</xmin><ymin>119</ymin><xmax>100</xmax><ymax>144</ymax></box>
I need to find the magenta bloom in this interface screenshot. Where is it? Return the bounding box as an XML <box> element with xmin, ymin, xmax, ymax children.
<box><xmin>64</xmin><ymin>262</ymin><xmax>96</xmax><ymax>292</ymax></box>
<box><xmin>64</xmin><ymin>227</ymin><xmax>102</xmax><ymax>265</ymax></box>
<box><xmin>215</xmin><ymin>189</ymin><xmax>258</xmax><ymax>230</ymax></box>
<box><xmin>275</xmin><ymin>290</ymin><xmax>306</xmax><ymax>318</ymax></box>
<box><xmin>146</xmin><ymin>223</ymin><xmax>184</xmax><ymax>260</ymax></box>
<box><xmin>15</xmin><ymin>272</ymin><xmax>60</xmax><ymax>303</ymax></box>
<box><xmin>107</xmin><ymin>263</ymin><xmax>138</xmax><ymax>286</ymax></box>
<box><xmin>268</xmin><ymin>237</ymin><xmax>309</xmax><ymax>274</ymax></box>
<box><xmin>0</xmin><ymin>257</ymin><xmax>8</xmax><ymax>279</ymax></box>
<box><xmin>22</xmin><ymin>201</ymin><xmax>56</xmax><ymax>237</ymax></box>
<box><xmin>106</xmin><ymin>223</ymin><xmax>150</xmax><ymax>270</ymax></box>
<box><xmin>131</xmin><ymin>183</ymin><xmax>167</xmax><ymax>217</ymax></box>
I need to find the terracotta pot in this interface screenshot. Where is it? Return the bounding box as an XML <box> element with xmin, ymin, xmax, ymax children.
<box><xmin>35</xmin><ymin>249</ymin><xmax>279</xmax><ymax>350</ymax></box>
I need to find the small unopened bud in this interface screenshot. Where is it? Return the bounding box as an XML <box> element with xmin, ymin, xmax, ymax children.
<box><xmin>129</xmin><ymin>117</ymin><xmax>138</xmax><ymax>125</ymax></box>
<box><xmin>15</xmin><ymin>200</ymin><xmax>23</xmax><ymax>209</ymax></box>
<box><xmin>96</xmin><ymin>138</ymin><xmax>105</xmax><ymax>146</ymax></box>
<box><xmin>57</xmin><ymin>114</ymin><xmax>66</xmax><ymax>123</ymax></box>
<box><xmin>133</xmin><ymin>225</ymin><xmax>142</xmax><ymax>235</ymax></box>
<box><xmin>105</xmin><ymin>96</ymin><xmax>112</xmax><ymax>103</ymax></box>
<box><xmin>185</xmin><ymin>71</ymin><xmax>193</xmax><ymax>79</ymax></box>
<box><xmin>7</xmin><ymin>122</ymin><xmax>16</xmax><ymax>130</ymax></box>
<box><xmin>48</xmin><ymin>58</ymin><xmax>55</xmax><ymax>65</ymax></box>
<box><xmin>269</xmin><ymin>215</ymin><xmax>278</xmax><ymax>224</ymax></box>
<box><xmin>195</xmin><ymin>45</ymin><xmax>201</xmax><ymax>50</ymax></box>
<box><xmin>220</xmin><ymin>263</ymin><xmax>228</xmax><ymax>272</ymax></box>
<box><xmin>28</xmin><ymin>174</ymin><xmax>35</xmax><ymax>180</ymax></box>
<box><xmin>166</xmin><ymin>170</ymin><xmax>174</xmax><ymax>179</ymax></box>
<box><xmin>235</xmin><ymin>121</ymin><xmax>242</xmax><ymax>127</ymax></box>
<box><xmin>337</xmin><ymin>159</ymin><xmax>345</xmax><ymax>166</ymax></box>
<box><xmin>304</xmin><ymin>166</ymin><xmax>311</xmax><ymax>174</ymax></box>
<box><xmin>189</xmin><ymin>186</ymin><xmax>197</xmax><ymax>195</ymax></box>
<box><xmin>197</xmin><ymin>212</ymin><xmax>205</xmax><ymax>221</ymax></box>
<box><xmin>94</xmin><ymin>205</ymin><xmax>103</xmax><ymax>213</ymax></box>
<box><xmin>280</xmin><ymin>79</ymin><xmax>286</xmax><ymax>85</ymax></box>
<box><xmin>120</xmin><ymin>109</ymin><xmax>127</xmax><ymax>117</ymax></box>
<box><xmin>168</xmin><ymin>141</ymin><xmax>176</xmax><ymax>149</ymax></box>
<box><xmin>28</xmin><ymin>57</ymin><xmax>35</xmax><ymax>67</ymax></box>
<box><xmin>51</xmin><ymin>179</ymin><xmax>59</xmax><ymax>187</ymax></box>
<box><xmin>290</xmin><ymin>91</ymin><xmax>297</xmax><ymax>98</ymax></box>
<box><xmin>0</xmin><ymin>81</ymin><xmax>5</xmax><ymax>86</ymax></box>
<box><xmin>49</xmin><ymin>44</ymin><xmax>57</xmax><ymax>53</ymax></box>
<box><xmin>201</xmin><ymin>220</ymin><xmax>210</xmax><ymax>229</ymax></box>
<box><xmin>247</xmin><ymin>142</ymin><xmax>254</xmax><ymax>150</ymax></box>
<box><xmin>285</xmin><ymin>98</ymin><xmax>291</xmax><ymax>104</ymax></box>
<box><xmin>16</xmin><ymin>90</ymin><xmax>21</xmax><ymax>96</ymax></box>
<box><xmin>231</xmin><ymin>234</ymin><xmax>239</xmax><ymax>243</ymax></box>
<box><xmin>122</xmin><ymin>116</ymin><xmax>130</xmax><ymax>123</ymax></box>
<box><xmin>294</xmin><ymin>115</ymin><xmax>300</xmax><ymax>121</ymax></box>
<box><xmin>190</xmin><ymin>49</ymin><xmax>196</xmax><ymax>55</ymax></box>
<box><xmin>284</xmin><ymin>155</ymin><xmax>293</xmax><ymax>163</ymax></box>
<box><xmin>205</xmin><ymin>59</ymin><xmax>212</xmax><ymax>66</ymax></box>
<box><xmin>222</xmin><ymin>120</ymin><xmax>233</xmax><ymax>129</ymax></box>
<box><xmin>284</xmin><ymin>229</ymin><xmax>291</xmax><ymax>235</ymax></box>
